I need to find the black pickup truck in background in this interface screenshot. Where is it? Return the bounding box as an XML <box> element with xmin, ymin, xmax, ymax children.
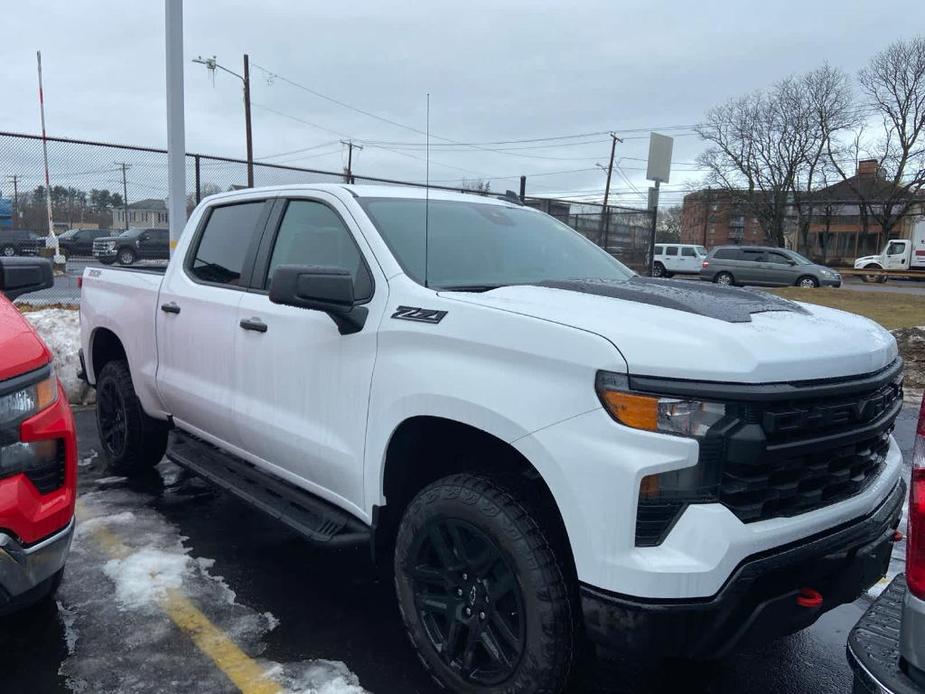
<box><xmin>0</xmin><ymin>230</ymin><xmax>43</xmax><ymax>257</ymax></box>
<box><xmin>92</xmin><ymin>227</ymin><xmax>169</xmax><ymax>265</ymax></box>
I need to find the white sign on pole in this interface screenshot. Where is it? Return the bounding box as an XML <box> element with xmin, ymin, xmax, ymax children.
<box><xmin>646</xmin><ymin>133</ymin><xmax>673</xmax><ymax>184</ymax></box>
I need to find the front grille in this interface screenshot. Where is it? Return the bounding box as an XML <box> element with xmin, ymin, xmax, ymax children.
<box><xmin>720</xmin><ymin>431</ymin><xmax>891</xmax><ymax>523</ymax></box>
<box><xmin>717</xmin><ymin>371</ymin><xmax>902</xmax><ymax>524</ymax></box>
<box><xmin>632</xmin><ymin>359</ymin><xmax>904</xmax><ymax>545</ymax></box>
<box><xmin>24</xmin><ymin>441</ymin><xmax>66</xmax><ymax>495</ymax></box>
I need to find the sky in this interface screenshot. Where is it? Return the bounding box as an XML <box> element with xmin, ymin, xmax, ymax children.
<box><xmin>2</xmin><ymin>0</ymin><xmax>924</xmax><ymax>208</ymax></box>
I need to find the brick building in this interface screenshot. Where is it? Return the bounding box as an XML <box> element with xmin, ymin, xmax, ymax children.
<box><xmin>679</xmin><ymin>189</ymin><xmax>769</xmax><ymax>247</ymax></box>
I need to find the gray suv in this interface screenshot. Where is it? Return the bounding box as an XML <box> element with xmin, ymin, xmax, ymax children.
<box><xmin>700</xmin><ymin>246</ymin><xmax>841</xmax><ymax>288</ymax></box>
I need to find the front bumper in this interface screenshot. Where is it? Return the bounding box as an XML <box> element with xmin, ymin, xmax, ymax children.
<box><xmin>0</xmin><ymin>518</ymin><xmax>73</xmax><ymax>613</ymax></box>
<box><xmin>92</xmin><ymin>247</ymin><xmax>117</xmax><ymax>258</ymax></box>
<box><xmin>582</xmin><ymin>479</ymin><xmax>905</xmax><ymax>660</ymax></box>
<box><xmin>820</xmin><ymin>275</ymin><xmax>842</xmax><ymax>287</ymax></box>
<box><xmin>848</xmin><ymin>575</ymin><xmax>925</xmax><ymax>694</ymax></box>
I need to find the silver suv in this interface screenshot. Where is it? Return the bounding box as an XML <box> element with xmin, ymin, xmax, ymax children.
<box><xmin>700</xmin><ymin>245</ymin><xmax>841</xmax><ymax>288</ymax></box>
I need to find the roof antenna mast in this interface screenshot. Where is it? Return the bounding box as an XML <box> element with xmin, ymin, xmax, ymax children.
<box><xmin>424</xmin><ymin>92</ymin><xmax>431</xmax><ymax>289</ymax></box>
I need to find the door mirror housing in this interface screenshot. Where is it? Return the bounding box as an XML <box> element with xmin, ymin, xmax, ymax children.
<box><xmin>0</xmin><ymin>257</ymin><xmax>54</xmax><ymax>300</ymax></box>
<box><xmin>269</xmin><ymin>265</ymin><xmax>367</xmax><ymax>335</ymax></box>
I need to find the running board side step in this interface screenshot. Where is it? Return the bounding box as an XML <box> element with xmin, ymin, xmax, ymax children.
<box><xmin>167</xmin><ymin>430</ymin><xmax>370</xmax><ymax>548</ymax></box>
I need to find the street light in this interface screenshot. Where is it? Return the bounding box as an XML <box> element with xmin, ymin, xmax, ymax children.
<box><xmin>193</xmin><ymin>54</ymin><xmax>254</xmax><ymax>187</ymax></box>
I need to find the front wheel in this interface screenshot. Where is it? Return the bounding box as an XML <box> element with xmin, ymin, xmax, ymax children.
<box><xmin>796</xmin><ymin>276</ymin><xmax>819</xmax><ymax>288</ymax></box>
<box><xmin>1</xmin><ymin>245</ymin><xmax>16</xmax><ymax>257</ymax></box>
<box><xmin>394</xmin><ymin>473</ymin><xmax>576</xmax><ymax>694</ymax></box>
<box><xmin>118</xmin><ymin>247</ymin><xmax>136</xmax><ymax>265</ymax></box>
<box><xmin>96</xmin><ymin>360</ymin><xmax>168</xmax><ymax>475</ymax></box>
<box><xmin>714</xmin><ymin>271</ymin><xmax>735</xmax><ymax>286</ymax></box>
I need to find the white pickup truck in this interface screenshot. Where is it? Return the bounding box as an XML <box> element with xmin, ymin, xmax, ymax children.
<box><xmin>854</xmin><ymin>218</ymin><xmax>925</xmax><ymax>281</ymax></box>
<box><xmin>80</xmin><ymin>184</ymin><xmax>907</xmax><ymax>692</ymax></box>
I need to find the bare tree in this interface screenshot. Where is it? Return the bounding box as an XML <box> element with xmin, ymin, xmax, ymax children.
<box><xmin>697</xmin><ymin>78</ymin><xmax>811</xmax><ymax>246</ymax></box>
<box><xmin>656</xmin><ymin>204</ymin><xmax>682</xmax><ymax>242</ymax></box>
<box><xmin>460</xmin><ymin>178</ymin><xmax>492</xmax><ymax>193</ymax></box>
<box><xmin>827</xmin><ymin>36</ymin><xmax>925</xmax><ymax>239</ymax></box>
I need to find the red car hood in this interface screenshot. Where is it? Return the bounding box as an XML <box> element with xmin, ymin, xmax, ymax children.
<box><xmin>0</xmin><ymin>297</ymin><xmax>51</xmax><ymax>381</ymax></box>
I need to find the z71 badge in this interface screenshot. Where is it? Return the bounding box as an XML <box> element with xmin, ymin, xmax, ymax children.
<box><xmin>391</xmin><ymin>306</ymin><xmax>448</xmax><ymax>324</ymax></box>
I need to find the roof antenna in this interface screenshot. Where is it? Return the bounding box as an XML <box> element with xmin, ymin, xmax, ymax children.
<box><xmin>424</xmin><ymin>92</ymin><xmax>431</xmax><ymax>288</ymax></box>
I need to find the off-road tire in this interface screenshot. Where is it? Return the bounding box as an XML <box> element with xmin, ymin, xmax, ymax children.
<box><xmin>653</xmin><ymin>262</ymin><xmax>667</xmax><ymax>278</ymax></box>
<box><xmin>95</xmin><ymin>360</ymin><xmax>167</xmax><ymax>475</ymax></box>
<box><xmin>394</xmin><ymin>473</ymin><xmax>576</xmax><ymax>694</ymax></box>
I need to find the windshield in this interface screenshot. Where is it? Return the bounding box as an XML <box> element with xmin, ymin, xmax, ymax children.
<box><xmin>359</xmin><ymin>198</ymin><xmax>634</xmax><ymax>289</ymax></box>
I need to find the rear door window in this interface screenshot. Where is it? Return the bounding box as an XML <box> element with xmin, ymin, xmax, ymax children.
<box><xmin>665</xmin><ymin>246</ymin><xmax>678</xmax><ymax>256</ymax></box>
<box><xmin>741</xmin><ymin>249</ymin><xmax>766</xmax><ymax>263</ymax></box>
<box><xmin>188</xmin><ymin>201</ymin><xmax>267</xmax><ymax>286</ymax></box>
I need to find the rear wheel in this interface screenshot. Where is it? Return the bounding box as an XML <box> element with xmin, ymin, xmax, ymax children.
<box><xmin>394</xmin><ymin>473</ymin><xmax>576</xmax><ymax>694</ymax></box>
<box><xmin>714</xmin><ymin>271</ymin><xmax>735</xmax><ymax>286</ymax></box>
<box><xmin>653</xmin><ymin>262</ymin><xmax>667</xmax><ymax>278</ymax></box>
<box><xmin>96</xmin><ymin>360</ymin><xmax>167</xmax><ymax>475</ymax></box>
<box><xmin>796</xmin><ymin>276</ymin><xmax>819</xmax><ymax>288</ymax></box>
<box><xmin>1</xmin><ymin>245</ymin><xmax>16</xmax><ymax>257</ymax></box>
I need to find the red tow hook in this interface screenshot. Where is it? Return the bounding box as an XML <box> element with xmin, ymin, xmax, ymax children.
<box><xmin>892</xmin><ymin>530</ymin><xmax>904</xmax><ymax>543</ymax></box>
<box><xmin>796</xmin><ymin>587</ymin><xmax>824</xmax><ymax>609</ymax></box>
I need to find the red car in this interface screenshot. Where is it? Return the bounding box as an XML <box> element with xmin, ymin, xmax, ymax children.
<box><xmin>0</xmin><ymin>257</ymin><xmax>76</xmax><ymax>615</ymax></box>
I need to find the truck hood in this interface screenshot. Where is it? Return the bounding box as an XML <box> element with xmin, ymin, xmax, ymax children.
<box><xmin>442</xmin><ymin>279</ymin><xmax>897</xmax><ymax>383</ymax></box>
<box><xmin>0</xmin><ymin>298</ymin><xmax>52</xmax><ymax>381</ymax></box>
<box><xmin>854</xmin><ymin>255</ymin><xmax>880</xmax><ymax>268</ymax></box>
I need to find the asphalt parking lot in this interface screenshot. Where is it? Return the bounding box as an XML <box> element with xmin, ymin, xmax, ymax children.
<box><xmin>0</xmin><ymin>405</ymin><xmax>916</xmax><ymax>694</ymax></box>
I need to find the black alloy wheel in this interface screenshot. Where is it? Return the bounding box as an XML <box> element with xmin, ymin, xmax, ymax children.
<box><xmin>409</xmin><ymin>517</ymin><xmax>526</xmax><ymax>686</ymax></box>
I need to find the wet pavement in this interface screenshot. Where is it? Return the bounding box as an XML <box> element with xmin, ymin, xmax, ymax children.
<box><xmin>0</xmin><ymin>405</ymin><xmax>917</xmax><ymax>693</ymax></box>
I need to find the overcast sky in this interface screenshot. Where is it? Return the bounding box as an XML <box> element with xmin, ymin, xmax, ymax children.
<box><xmin>2</xmin><ymin>0</ymin><xmax>924</xmax><ymax>207</ymax></box>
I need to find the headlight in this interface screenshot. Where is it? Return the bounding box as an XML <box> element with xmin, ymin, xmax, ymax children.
<box><xmin>596</xmin><ymin>371</ymin><xmax>728</xmax><ymax>546</ymax></box>
<box><xmin>0</xmin><ymin>372</ymin><xmax>60</xmax><ymax>484</ymax></box>
<box><xmin>0</xmin><ymin>374</ymin><xmax>58</xmax><ymax>429</ymax></box>
<box><xmin>595</xmin><ymin>372</ymin><xmax>726</xmax><ymax>437</ymax></box>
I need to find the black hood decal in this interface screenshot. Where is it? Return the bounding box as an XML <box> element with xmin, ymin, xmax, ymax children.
<box><xmin>538</xmin><ymin>277</ymin><xmax>809</xmax><ymax>323</ymax></box>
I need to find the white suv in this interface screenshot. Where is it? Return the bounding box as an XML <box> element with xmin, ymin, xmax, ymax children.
<box><xmin>653</xmin><ymin>243</ymin><xmax>708</xmax><ymax>277</ymax></box>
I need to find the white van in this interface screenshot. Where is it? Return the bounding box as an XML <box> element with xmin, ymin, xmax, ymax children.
<box><xmin>653</xmin><ymin>243</ymin><xmax>708</xmax><ymax>277</ymax></box>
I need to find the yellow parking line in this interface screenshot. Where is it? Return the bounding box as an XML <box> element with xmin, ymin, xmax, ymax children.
<box><xmin>76</xmin><ymin>503</ymin><xmax>282</xmax><ymax>694</ymax></box>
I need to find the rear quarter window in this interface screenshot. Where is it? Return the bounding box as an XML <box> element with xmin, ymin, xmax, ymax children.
<box><xmin>188</xmin><ymin>201</ymin><xmax>266</xmax><ymax>286</ymax></box>
<box><xmin>712</xmin><ymin>248</ymin><xmax>739</xmax><ymax>260</ymax></box>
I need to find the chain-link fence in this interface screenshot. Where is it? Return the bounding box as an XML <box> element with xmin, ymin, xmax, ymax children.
<box><xmin>0</xmin><ymin>131</ymin><xmax>654</xmax><ymax>304</ymax></box>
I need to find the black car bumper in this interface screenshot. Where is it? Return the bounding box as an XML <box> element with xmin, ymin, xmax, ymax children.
<box><xmin>581</xmin><ymin>480</ymin><xmax>905</xmax><ymax>661</ymax></box>
<box><xmin>848</xmin><ymin>574</ymin><xmax>925</xmax><ymax>694</ymax></box>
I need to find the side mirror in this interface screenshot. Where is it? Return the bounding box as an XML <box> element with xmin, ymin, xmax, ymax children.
<box><xmin>269</xmin><ymin>264</ymin><xmax>367</xmax><ymax>335</ymax></box>
<box><xmin>0</xmin><ymin>257</ymin><xmax>54</xmax><ymax>300</ymax></box>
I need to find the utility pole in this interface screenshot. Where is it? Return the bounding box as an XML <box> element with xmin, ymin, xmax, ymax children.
<box><xmin>115</xmin><ymin>162</ymin><xmax>131</xmax><ymax>229</ymax></box>
<box><xmin>193</xmin><ymin>53</ymin><xmax>254</xmax><ymax>187</ymax></box>
<box><xmin>602</xmin><ymin>132</ymin><xmax>622</xmax><ymax>209</ymax></box>
<box><xmin>166</xmin><ymin>0</ymin><xmax>187</xmax><ymax>255</ymax></box>
<box><xmin>340</xmin><ymin>140</ymin><xmax>363</xmax><ymax>183</ymax></box>
<box><xmin>5</xmin><ymin>175</ymin><xmax>19</xmax><ymax>229</ymax></box>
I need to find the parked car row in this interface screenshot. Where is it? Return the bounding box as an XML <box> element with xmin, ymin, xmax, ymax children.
<box><xmin>653</xmin><ymin>243</ymin><xmax>842</xmax><ymax>288</ymax></box>
<box><xmin>92</xmin><ymin>227</ymin><xmax>170</xmax><ymax>265</ymax></box>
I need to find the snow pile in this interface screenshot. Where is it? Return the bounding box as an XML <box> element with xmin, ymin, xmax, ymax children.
<box><xmin>60</xmin><ymin>480</ymin><xmax>369</xmax><ymax>693</ymax></box>
<box><xmin>21</xmin><ymin>307</ymin><xmax>93</xmax><ymax>405</ymax></box>
<box><xmin>263</xmin><ymin>661</ymin><xmax>367</xmax><ymax>694</ymax></box>
<box><xmin>103</xmin><ymin>549</ymin><xmax>190</xmax><ymax>610</ymax></box>
<box><xmin>893</xmin><ymin>326</ymin><xmax>925</xmax><ymax>404</ymax></box>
